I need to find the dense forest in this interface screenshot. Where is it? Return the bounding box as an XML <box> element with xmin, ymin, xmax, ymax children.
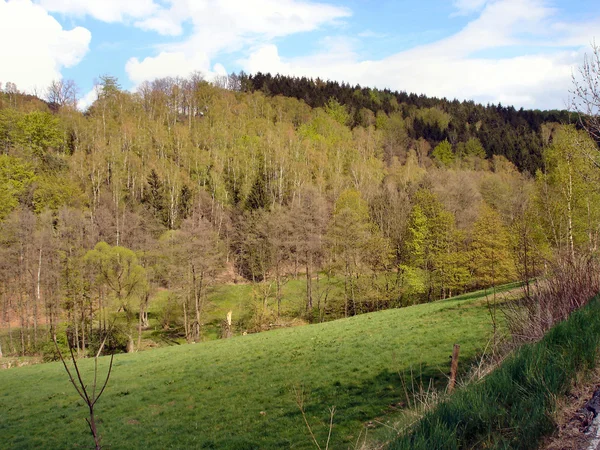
<box><xmin>0</xmin><ymin>73</ymin><xmax>598</xmax><ymax>357</ymax></box>
<box><xmin>240</xmin><ymin>72</ymin><xmax>575</xmax><ymax>173</ymax></box>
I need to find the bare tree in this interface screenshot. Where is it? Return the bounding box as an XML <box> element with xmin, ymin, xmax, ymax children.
<box><xmin>54</xmin><ymin>331</ymin><xmax>114</xmax><ymax>450</ymax></box>
<box><xmin>46</xmin><ymin>79</ymin><xmax>79</xmax><ymax>108</ymax></box>
<box><xmin>571</xmin><ymin>42</ymin><xmax>600</xmax><ymax>152</ymax></box>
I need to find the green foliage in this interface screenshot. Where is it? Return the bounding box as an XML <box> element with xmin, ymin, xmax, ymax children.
<box><xmin>404</xmin><ymin>190</ymin><xmax>467</xmax><ymax>300</ymax></box>
<box><xmin>0</xmin><ymin>154</ymin><xmax>35</xmax><ymax>219</ymax></box>
<box><xmin>32</xmin><ymin>174</ymin><xmax>86</xmax><ymax>212</ymax></box>
<box><xmin>406</xmin><ymin>205</ymin><xmax>427</xmax><ymax>267</ymax></box>
<box><xmin>84</xmin><ymin>242</ymin><xmax>147</xmax><ymax>305</ymax></box>
<box><xmin>399</xmin><ymin>265</ymin><xmax>427</xmax><ymax>300</ymax></box>
<box><xmin>464</xmin><ymin>137</ymin><xmax>486</xmax><ymax>158</ymax></box>
<box><xmin>333</xmin><ymin>188</ymin><xmax>369</xmax><ymax>219</ymax></box>
<box><xmin>415</xmin><ymin>107</ymin><xmax>451</xmax><ymax>132</ymax></box>
<box><xmin>390</xmin><ymin>295</ymin><xmax>600</xmax><ymax>450</ymax></box>
<box><xmin>99</xmin><ymin>75</ymin><xmax>121</xmax><ymax>97</ymax></box>
<box><xmin>15</xmin><ymin>111</ymin><xmax>63</xmax><ymax>156</ymax></box>
<box><xmin>432</xmin><ymin>139</ymin><xmax>455</xmax><ymax>167</ymax></box>
<box><xmin>471</xmin><ymin>204</ymin><xmax>516</xmax><ymax>287</ymax></box>
<box><xmin>144</xmin><ymin>169</ymin><xmax>168</xmax><ymax>227</ymax></box>
<box><xmin>246</xmin><ymin>164</ymin><xmax>269</xmax><ymax>210</ymax></box>
<box><xmin>327</xmin><ymin>190</ymin><xmax>392</xmax><ymax>303</ymax></box>
<box><xmin>0</xmin><ymin>108</ymin><xmax>21</xmax><ymax>150</ymax></box>
<box><xmin>537</xmin><ymin>125</ymin><xmax>600</xmax><ymax>253</ymax></box>
<box><xmin>324</xmin><ymin>97</ymin><xmax>350</xmax><ymax>126</ymax></box>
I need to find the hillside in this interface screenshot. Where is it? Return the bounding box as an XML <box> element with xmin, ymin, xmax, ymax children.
<box><xmin>0</xmin><ymin>73</ymin><xmax>598</xmax><ymax>364</ymax></box>
<box><xmin>0</xmin><ymin>290</ymin><xmax>498</xmax><ymax>449</ymax></box>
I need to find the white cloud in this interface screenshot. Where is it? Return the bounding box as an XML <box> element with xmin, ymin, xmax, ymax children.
<box><xmin>134</xmin><ymin>0</ymin><xmax>351</xmax><ymax>37</ymax></box>
<box><xmin>213</xmin><ymin>63</ymin><xmax>228</xmax><ymax>77</ymax></box>
<box><xmin>126</xmin><ymin>51</ymin><xmax>212</xmax><ymax>84</ymax></box>
<box><xmin>0</xmin><ymin>0</ymin><xmax>91</xmax><ymax>94</ymax></box>
<box><xmin>239</xmin><ymin>0</ymin><xmax>595</xmax><ymax>110</ymax></box>
<box><xmin>77</xmin><ymin>86</ymin><xmax>99</xmax><ymax>111</ymax></box>
<box><xmin>39</xmin><ymin>0</ymin><xmax>159</xmax><ymax>23</ymax></box>
<box><xmin>124</xmin><ymin>0</ymin><xmax>350</xmax><ymax>84</ymax></box>
<box><xmin>33</xmin><ymin>0</ymin><xmax>593</xmax><ymax>110</ymax></box>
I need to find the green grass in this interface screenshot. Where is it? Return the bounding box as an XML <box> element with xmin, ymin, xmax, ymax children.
<box><xmin>389</xmin><ymin>294</ymin><xmax>600</xmax><ymax>450</ymax></box>
<box><xmin>0</xmin><ymin>293</ymin><xmax>496</xmax><ymax>449</ymax></box>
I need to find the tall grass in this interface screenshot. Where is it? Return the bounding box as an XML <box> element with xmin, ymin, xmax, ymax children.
<box><xmin>389</xmin><ymin>258</ymin><xmax>600</xmax><ymax>450</ymax></box>
<box><xmin>504</xmin><ymin>256</ymin><xmax>600</xmax><ymax>343</ymax></box>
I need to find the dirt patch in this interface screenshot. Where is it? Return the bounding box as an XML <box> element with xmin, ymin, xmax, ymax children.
<box><xmin>541</xmin><ymin>369</ymin><xmax>600</xmax><ymax>450</ymax></box>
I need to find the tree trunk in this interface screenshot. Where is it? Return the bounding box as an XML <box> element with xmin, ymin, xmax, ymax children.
<box><xmin>127</xmin><ymin>334</ymin><xmax>135</xmax><ymax>353</ymax></box>
<box><xmin>223</xmin><ymin>310</ymin><xmax>233</xmax><ymax>339</ymax></box>
<box><xmin>182</xmin><ymin>299</ymin><xmax>190</xmax><ymax>342</ymax></box>
<box><xmin>566</xmin><ymin>165</ymin><xmax>575</xmax><ymax>261</ymax></box>
<box><xmin>191</xmin><ymin>267</ymin><xmax>203</xmax><ymax>342</ymax></box>
<box><xmin>137</xmin><ymin>292</ymin><xmax>149</xmax><ymax>351</ymax></box>
<box><xmin>34</xmin><ymin>247</ymin><xmax>42</xmax><ymax>346</ymax></box>
<box><xmin>80</xmin><ymin>309</ymin><xmax>86</xmax><ymax>355</ymax></box>
<box><xmin>344</xmin><ymin>259</ymin><xmax>349</xmax><ymax>318</ymax></box>
<box><xmin>305</xmin><ymin>253</ymin><xmax>313</xmax><ymax>315</ymax></box>
<box><xmin>19</xmin><ymin>292</ymin><xmax>26</xmax><ymax>356</ymax></box>
<box><xmin>276</xmin><ymin>272</ymin><xmax>282</xmax><ymax>318</ymax></box>
<box><xmin>74</xmin><ymin>321</ymin><xmax>81</xmax><ymax>354</ymax></box>
<box><xmin>137</xmin><ymin>308</ymin><xmax>143</xmax><ymax>352</ymax></box>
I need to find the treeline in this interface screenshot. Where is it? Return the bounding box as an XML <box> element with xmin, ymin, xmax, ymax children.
<box><xmin>0</xmin><ymin>74</ymin><xmax>598</xmax><ymax>357</ymax></box>
<box><xmin>241</xmin><ymin>72</ymin><xmax>573</xmax><ymax>173</ymax></box>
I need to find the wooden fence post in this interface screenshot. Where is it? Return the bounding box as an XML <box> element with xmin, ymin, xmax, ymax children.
<box><xmin>448</xmin><ymin>344</ymin><xmax>460</xmax><ymax>393</ymax></box>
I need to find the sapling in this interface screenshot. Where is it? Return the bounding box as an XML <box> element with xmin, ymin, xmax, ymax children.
<box><xmin>54</xmin><ymin>331</ymin><xmax>114</xmax><ymax>450</ymax></box>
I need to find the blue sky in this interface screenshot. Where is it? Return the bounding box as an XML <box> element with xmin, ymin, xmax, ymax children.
<box><xmin>0</xmin><ymin>0</ymin><xmax>599</xmax><ymax>110</ymax></box>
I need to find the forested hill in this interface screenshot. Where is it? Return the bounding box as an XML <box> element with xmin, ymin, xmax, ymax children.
<box><xmin>1</xmin><ymin>73</ymin><xmax>599</xmax><ymax>357</ymax></box>
<box><xmin>241</xmin><ymin>72</ymin><xmax>572</xmax><ymax>173</ymax></box>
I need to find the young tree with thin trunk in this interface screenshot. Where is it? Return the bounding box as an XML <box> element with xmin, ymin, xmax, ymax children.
<box><xmin>538</xmin><ymin>126</ymin><xmax>600</xmax><ymax>259</ymax></box>
<box><xmin>54</xmin><ymin>330</ymin><xmax>114</xmax><ymax>450</ymax></box>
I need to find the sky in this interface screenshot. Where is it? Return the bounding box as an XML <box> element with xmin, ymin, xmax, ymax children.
<box><xmin>0</xmin><ymin>0</ymin><xmax>598</xmax><ymax>111</ymax></box>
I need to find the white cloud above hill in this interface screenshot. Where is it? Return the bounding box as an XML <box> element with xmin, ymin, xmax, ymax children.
<box><xmin>1</xmin><ymin>0</ymin><xmax>598</xmax><ymax>110</ymax></box>
<box><xmin>124</xmin><ymin>0</ymin><xmax>352</xmax><ymax>84</ymax></box>
<box><xmin>0</xmin><ymin>0</ymin><xmax>91</xmax><ymax>94</ymax></box>
<box><xmin>238</xmin><ymin>0</ymin><xmax>595</xmax><ymax>109</ymax></box>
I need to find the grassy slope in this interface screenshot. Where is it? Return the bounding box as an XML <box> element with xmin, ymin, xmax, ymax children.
<box><xmin>0</xmin><ymin>291</ymin><xmax>499</xmax><ymax>449</ymax></box>
<box><xmin>389</xmin><ymin>295</ymin><xmax>600</xmax><ymax>450</ymax></box>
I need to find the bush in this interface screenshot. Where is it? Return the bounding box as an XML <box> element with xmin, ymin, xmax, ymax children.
<box><xmin>503</xmin><ymin>256</ymin><xmax>600</xmax><ymax>342</ymax></box>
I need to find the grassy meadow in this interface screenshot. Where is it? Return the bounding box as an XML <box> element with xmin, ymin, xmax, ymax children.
<box><xmin>0</xmin><ymin>289</ymin><xmax>506</xmax><ymax>449</ymax></box>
